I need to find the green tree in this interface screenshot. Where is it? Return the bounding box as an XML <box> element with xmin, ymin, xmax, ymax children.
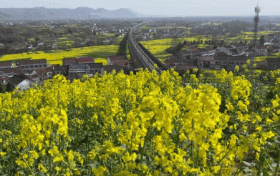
<box><xmin>0</xmin><ymin>82</ymin><xmax>4</xmax><ymax>93</ymax></box>
<box><xmin>260</xmin><ymin>35</ymin><xmax>265</xmax><ymax>46</ymax></box>
<box><xmin>6</xmin><ymin>82</ymin><xmax>14</xmax><ymax>92</ymax></box>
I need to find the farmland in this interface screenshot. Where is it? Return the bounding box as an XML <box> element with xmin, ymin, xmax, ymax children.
<box><xmin>0</xmin><ymin>68</ymin><xmax>280</xmax><ymax>175</ymax></box>
<box><xmin>0</xmin><ymin>45</ymin><xmax>120</xmax><ymax>65</ymax></box>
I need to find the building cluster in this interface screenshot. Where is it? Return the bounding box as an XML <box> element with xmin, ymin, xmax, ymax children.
<box><xmin>1</xmin><ymin>42</ymin><xmax>280</xmax><ymax>92</ymax></box>
<box><xmin>0</xmin><ymin>20</ymin><xmax>131</xmax><ymax>55</ymax></box>
<box><xmin>0</xmin><ymin>55</ymin><xmax>130</xmax><ymax>92</ymax></box>
<box><xmin>165</xmin><ymin>43</ymin><xmax>280</xmax><ymax>74</ymax></box>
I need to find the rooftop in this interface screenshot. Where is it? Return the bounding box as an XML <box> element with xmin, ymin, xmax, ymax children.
<box><xmin>108</xmin><ymin>55</ymin><xmax>127</xmax><ymax>61</ymax></box>
<box><xmin>87</xmin><ymin>63</ymin><xmax>103</xmax><ymax>68</ymax></box>
<box><xmin>77</xmin><ymin>57</ymin><xmax>94</xmax><ymax>63</ymax></box>
<box><xmin>104</xmin><ymin>65</ymin><xmax>123</xmax><ymax>73</ymax></box>
<box><xmin>0</xmin><ymin>61</ymin><xmax>13</xmax><ymax>67</ymax></box>
<box><xmin>9</xmin><ymin>74</ymin><xmax>30</xmax><ymax>86</ymax></box>
<box><xmin>266</xmin><ymin>58</ymin><xmax>280</xmax><ymax>63</ymax></box>
<box><xmin>16</xmin><ymin>59</ymin><xmax>47</xmax><ymax>65</ymax></box>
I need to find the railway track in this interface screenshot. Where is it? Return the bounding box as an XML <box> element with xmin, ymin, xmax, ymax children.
<box><xmin>128</xmin><ymin>22</ymin><xmax>166</xmax><ymax>74</ymax></box>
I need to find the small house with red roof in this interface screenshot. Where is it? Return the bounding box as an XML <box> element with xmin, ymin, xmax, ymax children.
<box><xmin>107</xmin><ymin>56</ymin><xmax>130</xmax><ymax>69</ymax></box>
<box><xmin>77</xmin><ymin>57</ymin><xmax>95</xmax><ymax>64</ymax></box>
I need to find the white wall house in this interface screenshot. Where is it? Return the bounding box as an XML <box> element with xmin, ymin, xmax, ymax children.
<box><xmin>17</xmin><ymin>79</ymin><xmax>33</xmax><ymax>91</ymax></box>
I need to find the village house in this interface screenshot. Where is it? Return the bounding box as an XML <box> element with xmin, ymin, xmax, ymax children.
<box><xmin>188</xmin><ymin>47</ymin><xmax>201</xmax><ymax>57</ymax></box>
<box><xmin>52</xmin><ymin>65</ymin><xmax>68</xmax><ymax>76</ymax></box>
<box><xmin>87</xmin><ymin>63</ymin><xmax>104</xmax><ymax>76</ymax></box>
<box><xmin>257</xmin><ymin>46</ymin><xmax>268</xmax><ymax>56</ymax></box>
<box><xmin>77</xmin><ymin>57</ymin><xmax>95</xmax><ymax>64</ymax></box>
<box><xmin>198</xmin><ymin>55</ymin><xmax>215</xmax><ymax>68</ymax></box>
<box><xmin>214</xmin><ymin>52</ymin><xmax>248</xmax><ymax>71</ymax></box>
<box><xmin>218</xmin><ymin>47</ymin><xmax>233</xmax><ymax>55</ymax></box>
<box><xmin>229</xmin><ymin>44</ymin><xmax>249</xmax><ymax>55</ymax></box>
<box><xmin>0</xmin><ymin>61</ymin><xmax>13</xmax><ymax>69</ymax></box>
<box><xmin>63</xmin><ymin>58</ymin><xmax>78</xmax><ymax>66</ymax></box>
<box><xmin>104</xmin><ymin>65</ymin><xmax>124</xmax><ymax>73</ymax></box>
<box><xmin>214</xmin><ymin>52</ymin><xmax>231</xmax><ymax>69</ymax></box>
<box><xmin>8</xmin><ymin>74</ymin><xmax>34</xmax><ymax>91</ymax></box>
<box><xmin>180</xmin><ymin>50</ymin><xmax>194</xmax><ymax>59</ymax></box>
<box><xmin>165</xmin><ymin>58</ymin><xmax>198</xmax><ymax>74</ymax></box>
<box><xmin>0</xmin><ymin>67</ymin><xmax>28</xmax><ymax>79</ymax></box>
<box><xmin>68</xmin><ymin>63</ymin><xmax>89</xmax><ymax>75</ymax></box>
<box><xmin>265</xmin><ymin>58</ymin><xmax>280</xmax><ymax>70</ymax></box>
<box><xmin>227</xmin><ymin>56</ymin><xmax>248</xmax><ymax>71</ymax></box>
<box><xmin>16</xmin><ymin>59</ymin><xmax>48</xmax><ymax>73</ymax></box>
<box><xmin>107</xmin><ymin>56</ymin><xmax>130</xmax><ymax>69</ymax></box>
<box><xmin>32</xmin><ymin>66</ymin><xmax>55</xmax><ymax>81</ymax></box>
<box><xmin>200</xmin><ymin>46</ymin><xmax>216</xmax><ymax>55</ymax></box>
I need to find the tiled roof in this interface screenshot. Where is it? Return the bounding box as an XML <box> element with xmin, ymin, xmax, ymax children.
<box><xmin>77</xmin><ymin>57</ymin><xmax>94</xmax><ymax>63</ymax></box>
<box><xmin>8</xmin><ymin>74</ymin><xmax>29</xmax><ymax>86</ymax></box>
<box><xmin>165</xmin><ymin>58</ymin><xmax>197</xmax><ymax>66</ymax></box>
<box><xmin>215</xmin><ymin>55</ymin><xmax>248</xmax><ymax>61</ymax></box>
<box><xmin>0</xmin><ymin>61</ymin><xmax>13</xmax><ymax>67</ymax></box>
<box><xmin>108</xmin><ymin>55</ymin><xmax>127</xmax><ymax>61</ymax></box>
<box><xmin>69</xmin><ymin>64</ymin><xmax>88</xmax><ymax>70</ymax></box>
<box><xmin>53</xmin><ymin>65</ymin><xmax>68</xmax><ymax>71</ymax></box>
<box><xmin>87</xmin><ymin>63</ymin><xmax>103</xmax><ymax>68</ymax></box>
<box><xmin>104</xmin><ymin>65</ymin><xmax>123</xmax><ymax>73</ymax></box>
<box><xmin>17</xmin><ymin>59</ymin><xmax>47</xmax><ymax>65</ymax></box>
<box><xmin>34</xmin><ymin>66</ymin><xmax>54</xmax><ymax>74</ymax></box>
<box><xmin>230</xmin><ymin>56</ymin><xmax>248</xmax><ymax>61</ymax></box>
<box><xmin>63</xmin><ymin>58</ymin><xmax>77</xmax><ymax>65</ymax></box>
<box><xmin>200</xmin><ymin>56</ymin><xmax>214</xmax><ymax>61</ymax></box>
<box><xmin>180</xmin><ymin>50</ymin><xmax>192</xmax><ymax>55</ymax></box>
<box><xmin>266</xmin><ymin>58</ymin><xmax>280</xmax><ymax>63</ymax></box>
<box><xmin>2</xmin><ymin>67</ymin><xmax>23</xmax><ymax>74</ymax></box>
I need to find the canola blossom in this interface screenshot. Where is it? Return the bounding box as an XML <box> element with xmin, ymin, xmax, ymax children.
<box><xmin>0</xmin><ymin>68</ymin><xmax>280</xmax><ymax>175</ymax></box>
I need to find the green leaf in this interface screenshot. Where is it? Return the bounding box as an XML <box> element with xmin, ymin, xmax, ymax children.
<box><xmin>243</xmin><ymin>161</ymin><xmax>252</xmax><ymax>167</ymax></box>
<box><xmin>243</xmin><ymin>167</ymin><xmax>253</xmax><ymax>173</ymax></box>
<box><xmin>88</xmin><ymin>164</ymin><xmax>96</xmax><ymax>168</ymax></box>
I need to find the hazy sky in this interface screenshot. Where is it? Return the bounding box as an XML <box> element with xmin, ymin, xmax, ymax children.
<box><xmin>2</xmin><ymin>0</ymin><xmax>280</xmax><ymax>16</ymax></box>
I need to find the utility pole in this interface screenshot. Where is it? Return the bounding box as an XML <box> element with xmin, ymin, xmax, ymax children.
<box><xmin>252</xmin><ymin>5</ymin><xmax>260</xmax><ymax>84</ymax></box>
<box><xmin>253</xmin><ymin>5</ymin><xmax>260</xmax><ymax>68</ymax></box>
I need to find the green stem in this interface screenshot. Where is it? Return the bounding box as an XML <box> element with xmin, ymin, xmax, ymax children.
<box><xmin>140</xmin><ymin>127</ymin><xmax>155</xmax><ymax>166</ymax></box>
<box><xmin>130</xmin><ymin>132</ymin><xmax>133</xmax><ymax>154</ymax></box>
<box><xmin>274</xmin><ymin>150</ymin><xmax>280</xmax><ymax>176</ymax></box>
<box><xmin>13</xmin><ymin>142</ymin><xmax>35</xmax><ymax>176</ymax></box>
<box><xmin>217</xmin><ymin>145</ymin><xmax>236</xmax><ymax>165</ymax></box>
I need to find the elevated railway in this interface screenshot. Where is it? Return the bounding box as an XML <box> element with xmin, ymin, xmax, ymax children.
<box><xmin>128</xmin><ymin>22</ymin><xmax>167</xmax><ymax>73</ymax></box>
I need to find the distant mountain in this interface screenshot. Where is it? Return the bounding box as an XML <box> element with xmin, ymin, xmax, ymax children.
<box><xmin>0</xmin><ymin>7</ymin><xmax>142</xmax><ymax>21</ymax></box>
<box><xmin>0</xmin><ymin>12</ymin><xmax>11</xmax><ymax>19</ymax></box>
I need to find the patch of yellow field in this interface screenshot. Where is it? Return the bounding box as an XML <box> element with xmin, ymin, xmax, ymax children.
<box><xmin>0</xmin><ymin>45</ymin><xmax>119</xmax><ymax>66</ymax></box>
<box><xmin>95</xmin><ymin>58</ymin><xmax>108</xmax><ymax>65</ymax></box>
